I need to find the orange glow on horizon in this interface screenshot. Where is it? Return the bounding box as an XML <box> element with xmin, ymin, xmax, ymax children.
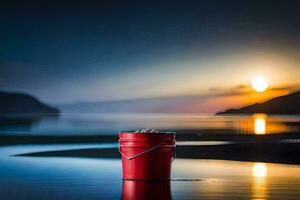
<box><xmin>204</xmin><ymin>89</ymin><xmax>290</xmax><ymax>114</ymax></box>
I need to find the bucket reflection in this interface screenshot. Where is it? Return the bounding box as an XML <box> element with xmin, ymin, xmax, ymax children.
<box><xmin>122</xmin><ymin>180</ymin><xmax>171</xmax><ymax>200</ymax></box>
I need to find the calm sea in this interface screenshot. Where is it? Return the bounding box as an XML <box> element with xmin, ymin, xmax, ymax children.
<box><xmin>1</xmin><ymin>113</ymin><xmax>300</xmax><ymax>136</ymax></box>
<box><xmin>1</xmin><ymin>114</ymin><xmax>300</xmax><ymax>199</ymax></box>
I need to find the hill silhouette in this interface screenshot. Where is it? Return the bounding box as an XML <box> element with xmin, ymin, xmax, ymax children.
<box><xmin>217</xmin><ymin>91</ymin><xmax>300</xmax><ymax>115</ymax></box>
<box><xmin>0</xmin><ymin>91</ymin><xmax>59</xmax><ymax>116</ymax></box>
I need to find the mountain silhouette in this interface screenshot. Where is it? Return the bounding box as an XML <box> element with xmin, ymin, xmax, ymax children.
<box><xmin>0</xmin><ymin>91</ymin><xmax>59</xmax><ymax>116</ymax></box>
<box><xmin>217</xmin><ymin>91</ymin><xmax>300</xmax><ymax>115</ymax></box>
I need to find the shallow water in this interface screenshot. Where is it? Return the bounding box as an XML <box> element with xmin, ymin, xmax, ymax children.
<box><xmin>1</xmin><ymin>114</ymin><xmax>300</xmax><ymax>199</ymax></box>
<box><xmin>1</xmin><ymin>144</ymin><xmax>300</xmax><ymax>200</ymax></box>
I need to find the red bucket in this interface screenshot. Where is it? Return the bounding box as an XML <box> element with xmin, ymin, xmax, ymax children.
<box><xmin>119</xmin><ymin>131</ymin><xmax>176</xmax><ymax>180</ymax></box>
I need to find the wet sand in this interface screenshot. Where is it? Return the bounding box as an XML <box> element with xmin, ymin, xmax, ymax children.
<box><xmin>0</xmin><ymin>135</ymin><xmax>116</xmax><ymax>145</ymax></box>
<box><xmin>2</xmin><ymin>131</ymin><xmax>300</xmax><ymax>144</ymax></box>
<box><xmin>13</xmin><ymin>132</ymin><xmax>300</xmax><ymax>165</ymax></box>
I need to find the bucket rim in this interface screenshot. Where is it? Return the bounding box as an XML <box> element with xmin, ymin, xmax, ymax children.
<box><xmin>119</xmin><ymin>132</ymin><xmax>175</xmax><ymax>141</ymax></box>
<box><xmin>119</xmin><ymin>130</ymin><xmax>175</xmax><ymax>135</ymax></box>
<box><xmin>119</xmin><ymin>138</ymin><xmax>175</xmax><ymax>142</ymax></box>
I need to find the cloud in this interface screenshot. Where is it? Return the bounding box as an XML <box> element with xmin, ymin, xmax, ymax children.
<box><xmin>208</xmin><ymin>84</ymin><xmax>296</xmax><ymax>98</ymax></box>
<box><xmin>269</xmin><ymin>86</ymin><xmax>293</xmax><ymax>91</ymax></box>
<box><xmin>208</xmin><ymin>85</ymin><xmax>251</xmax><ymax>97</ymax></box>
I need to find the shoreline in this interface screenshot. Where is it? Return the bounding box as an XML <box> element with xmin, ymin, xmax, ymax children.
<box><xmin>9</xmin><ymin>133</ymin><xmax>300</xmax><ymax>165</ymax></box>
<box><xmin>16</xmin><ymin>143</ymin><xmax>300</xmax><ymax>165</ymax></box>
<box><xmin>2</xmin><ymin>132</ymin><xmax>300</xmax><ymax>165</ymax></box>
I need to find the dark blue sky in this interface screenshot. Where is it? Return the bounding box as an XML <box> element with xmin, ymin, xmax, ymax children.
<box><xmin>0</xmin><ymin>0</ymin><xmax>299</xmax><ymax>103</ymax></box>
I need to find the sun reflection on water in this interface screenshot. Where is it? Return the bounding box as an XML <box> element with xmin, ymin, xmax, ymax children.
<box><xmin>252</xmin><ymin>163</ymin><xmax>267</xmax><ymax>177</ymax></box>
<box><xmin>253</xmin><ymin>114</ymin><xmax>267</xmax><ymax>135</ymax></box>
<box><xmin>237</xmin><ymin>113</ymin><xmax>296</xmax><ymax>135</ymax></box>
<box><xmin>252</xmin><ymin>163</ymin><xmax>268</xmax><ymax>200</ymax></box>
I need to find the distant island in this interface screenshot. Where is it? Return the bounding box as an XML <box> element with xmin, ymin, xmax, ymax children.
<box><xmin>0</xmin><ymin>91</ymin><xmax>59</xmax><ymax>116</ymax></box>
<box><xmin>217</xmin><ymin>91</ymin><xmax>300</xmax><ymax>115</ymax></box>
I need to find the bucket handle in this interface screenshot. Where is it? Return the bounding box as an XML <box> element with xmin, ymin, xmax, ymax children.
<box><xmin>119</xmin><ymin>140</ymin><xmax>176</xmax><ymax>162</ymax></box>
<box><xmin>171</xmin><ymin>140</ymin><xmax>176</xmax><ymax>163</ymax></box>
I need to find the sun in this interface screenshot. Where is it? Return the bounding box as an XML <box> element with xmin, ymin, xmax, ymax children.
<box><xmin>251</xmin><ymin>75</ymin><xmax>268</xmax><ymax>93</ymax></box>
